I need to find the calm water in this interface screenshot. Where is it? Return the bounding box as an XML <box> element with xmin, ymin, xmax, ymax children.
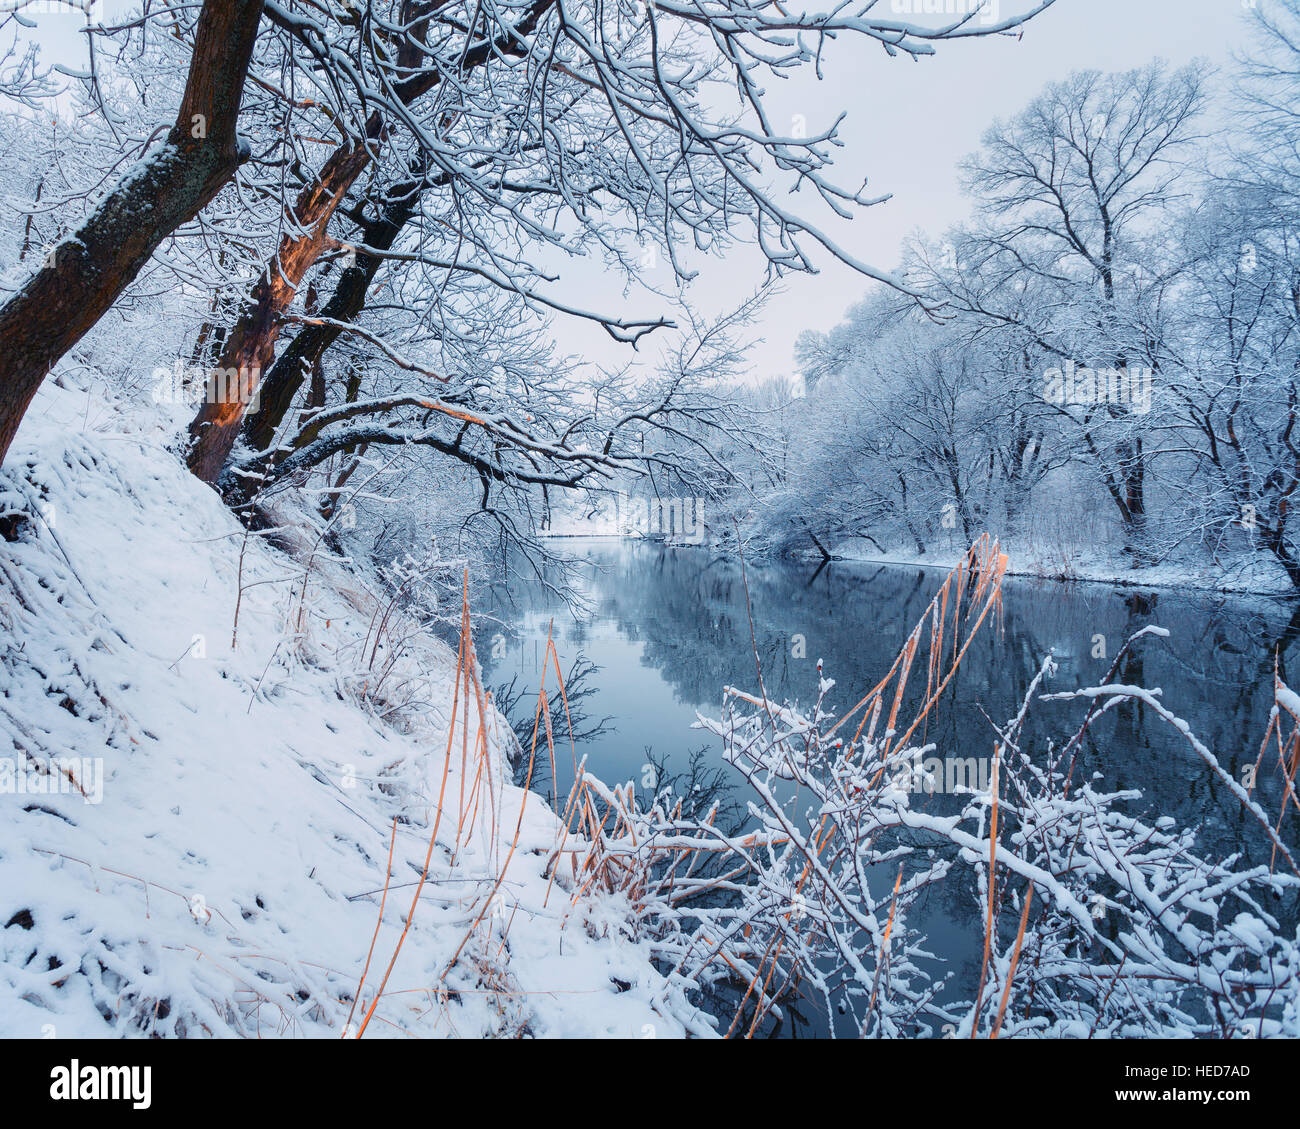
<box><xmin>480</xmin><ymin>540</ymin><xmax>1300</xmax><ymax>1033</ymax></box>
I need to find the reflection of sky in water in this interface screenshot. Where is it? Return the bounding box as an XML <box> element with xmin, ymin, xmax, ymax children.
<box><xmin>492</xmin><ymin>609</ymin><xmax>705</xmax><ymax>794</ymax></box>
<box><xmin>480</xmin><ymin>541</ymin><xmax>1300</xmax><ymax>1034</ymax></box>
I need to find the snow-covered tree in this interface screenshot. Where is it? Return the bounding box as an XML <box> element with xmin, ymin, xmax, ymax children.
<box><xmin>915</xmin><ymin>62</ymin><xmax>1207</xmax><ymax>564</ymax></box>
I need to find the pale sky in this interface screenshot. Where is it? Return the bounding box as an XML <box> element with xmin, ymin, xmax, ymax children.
<box><xmin>750</xmin><ymin>0</ymin><xmax>1249</xmax><ymax>382</ymax></box>
<box><xmin>564</xmin><ymin>0</ymin><xmax>1254</xmax><ymax>385</ymax></box>
<box><xmin>13</xmin><ymin>0</ymin><xmax>1256</xmax><ymax>384</ymax></box>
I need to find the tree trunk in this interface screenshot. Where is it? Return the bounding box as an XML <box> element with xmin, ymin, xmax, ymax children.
<box><xmin>1264</xmin><ymin>504</ymin><xmax>1300</xmax><ymax>589</ymax></box>
<box><xmin>187</xmin><ymin>0</ymin><xmax>556</xmax><ymax>487</ymax></box>
<box><xmin>241</xmin><ymin>175</ymin><xmax>423</xmax><ymax>456</ymax></box>
<box><xmin>185</xmin><ymin>126</ymin><xmax>379</xmax><ymax>484</ymax></box>
<box><xmin>1124</xmin><ymin>453</ymin><xmax>1148</xmax><ymax>566</ymax></box>
<box><xmin>0</xmin><ymin>1</ymin><xmax>264</xmax><ymax>468</ymax></box>
<box><xmin>1112</xmin><ymin>435</ymin><xmax>1148</xmax><ymax>566</ymax></box>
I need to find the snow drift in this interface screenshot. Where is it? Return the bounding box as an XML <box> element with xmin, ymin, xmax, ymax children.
<box><xmin>0</xmin><ymin>376</ymin><xmax>709</xmax><ymax>1038</ymax></box>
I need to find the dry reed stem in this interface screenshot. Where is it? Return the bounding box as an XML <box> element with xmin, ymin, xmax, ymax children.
<box><xmin>865</xmin><ymin>867</ymin><xmax>904</xmax><ymax>1028</ymax></box>
<box><xmin>355</xmin><ymin>571</ymin><xmax>469</xmax><ymax>1037</ymax></box>
<box><xmin>991</xmin><ymin>883</ymin><xmax>1033</xmax><ymax>1039</ymax></box>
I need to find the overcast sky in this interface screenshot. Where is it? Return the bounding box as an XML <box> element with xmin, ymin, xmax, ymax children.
<box><xmin>747</xmin><ymin>0</ymin><xmax>1248</xmax><ymax>380</ymax></box>
<box><xmin>568</xmin><ymin>0</ymin><xmax>1255</xmax><ymax>385</ymax></box>
<box><xmin>15</xmin><ymin>0</ymin><xmax>1257</xmax><ymax>384</ymax></box>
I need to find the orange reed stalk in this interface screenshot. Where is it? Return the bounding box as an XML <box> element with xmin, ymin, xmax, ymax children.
<box><xmin>866</xmin><ymin>867</ymin><xmax>904</xmax><ymax>1027</ymax></box>
<box><xmin>991</xmin><ymin>883</ymin><xmax>1033</xmax><ymax>1039</ymax></box>
<box><xmin>355</xmin><ymin>570</ymin><xmax>469</xmax><ymax>1037</ymax></box>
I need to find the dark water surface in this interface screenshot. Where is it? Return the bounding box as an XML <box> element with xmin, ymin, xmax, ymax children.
<box><xmin>481</xmin><ymin>540</ymin><xmax>1300</xmax><ymax>1033</ymax></box>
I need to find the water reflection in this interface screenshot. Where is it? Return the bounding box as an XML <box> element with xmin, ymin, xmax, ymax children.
<box><xmin>486</xmin><ymin>542</ymin><xmax>1298</xmax><ymax>838</ymax></box>
<box><xmin>481</xmin><ymin>540</ymin><xmax>1300</xmax><ymax>1033</ymax></box>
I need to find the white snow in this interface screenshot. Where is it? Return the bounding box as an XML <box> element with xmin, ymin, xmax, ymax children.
<box><xmin>0</xmin><ymin>377</ymin><xmax>708</xmax><ymax>1038</ymax></box>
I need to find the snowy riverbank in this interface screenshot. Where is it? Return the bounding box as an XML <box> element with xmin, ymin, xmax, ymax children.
<box><xmin>818</xmin><ymin>537</ymin><xmax>1297</xmax><ymax>599</ymax></box>
<box><xmin>0</xmin><ymin>378</ymin><xmax>711</xmax><ymax>1038</ymax></box>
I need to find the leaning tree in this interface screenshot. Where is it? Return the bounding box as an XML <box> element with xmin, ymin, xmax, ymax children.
<box><xmin>0</xmin><ymin>0</ymin><xmax>264</xmax><ymax>466</ymax></box>
<box><xmin>0</xmin><ymin>0</ymin><xmax>1056</xmax><ymax>490</ymax></box>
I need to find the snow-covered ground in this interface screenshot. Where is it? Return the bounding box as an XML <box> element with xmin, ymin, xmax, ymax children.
<box><xmin>821</xmin><ymin>536</ymin><xmax>1294</xmax><ymax>597</ymax></box>
<box><xmin>0</xmin><ymin>377</ymin><xmax>711</xmax><ymax>1038</ymax></box>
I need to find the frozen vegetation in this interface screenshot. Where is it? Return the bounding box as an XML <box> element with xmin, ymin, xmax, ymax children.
<box><xmin>0</xmin><ymin>379</ymin><xmax>712</xmax><ymax>1037</ymax></box>
<box><xmin>0</xmin><ymin>0</ymin><xmax>1298</xmax><ymax>1040</ymax></box>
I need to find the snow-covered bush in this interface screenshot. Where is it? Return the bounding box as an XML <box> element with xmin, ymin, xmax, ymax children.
<box><xmin>0</xmin><ymin>387</ymin><xmax>710</xmax><ymax>1038</ymax></box>
<box><xmin>568</xmin><ymin>538</ymin><xmax>1300</xmax><ymax>1036</ymax></box>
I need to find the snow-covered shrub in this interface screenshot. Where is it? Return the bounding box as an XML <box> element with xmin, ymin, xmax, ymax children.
<box><xmin>0</xmin><ymin>394</ymin><xmax>707</xmax><ymax>1038</ymax></box>
<box><xmin>569</xmin><ymin>538</ymin><xmax>1300</xmax><ymax>1036</ymax></box>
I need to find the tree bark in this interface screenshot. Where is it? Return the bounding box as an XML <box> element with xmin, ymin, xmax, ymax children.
<box><xmin>185</xmin><ymin>126</ymin><xmax>378</xmax><ymax>483</ymax></box>
<box><xmin>186</xmin><ymin>0</ymin><xmax>556</xmax><ymax>487</ymax></box>
<box><xmin>241</xmin><ymin>176</ymin><xmax>423</xmax><ymax>456</ymax></box>
<box><xmin>0</xmin><ymin>1</ymin><xmax>264</xmax><ymax>468</ymax></box>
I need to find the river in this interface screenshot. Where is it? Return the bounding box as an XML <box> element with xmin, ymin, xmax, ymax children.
<box><xmin>479</xmin><ymin>539</ymin><xmax>1300</xmax><ymax>1034</ymax></box>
